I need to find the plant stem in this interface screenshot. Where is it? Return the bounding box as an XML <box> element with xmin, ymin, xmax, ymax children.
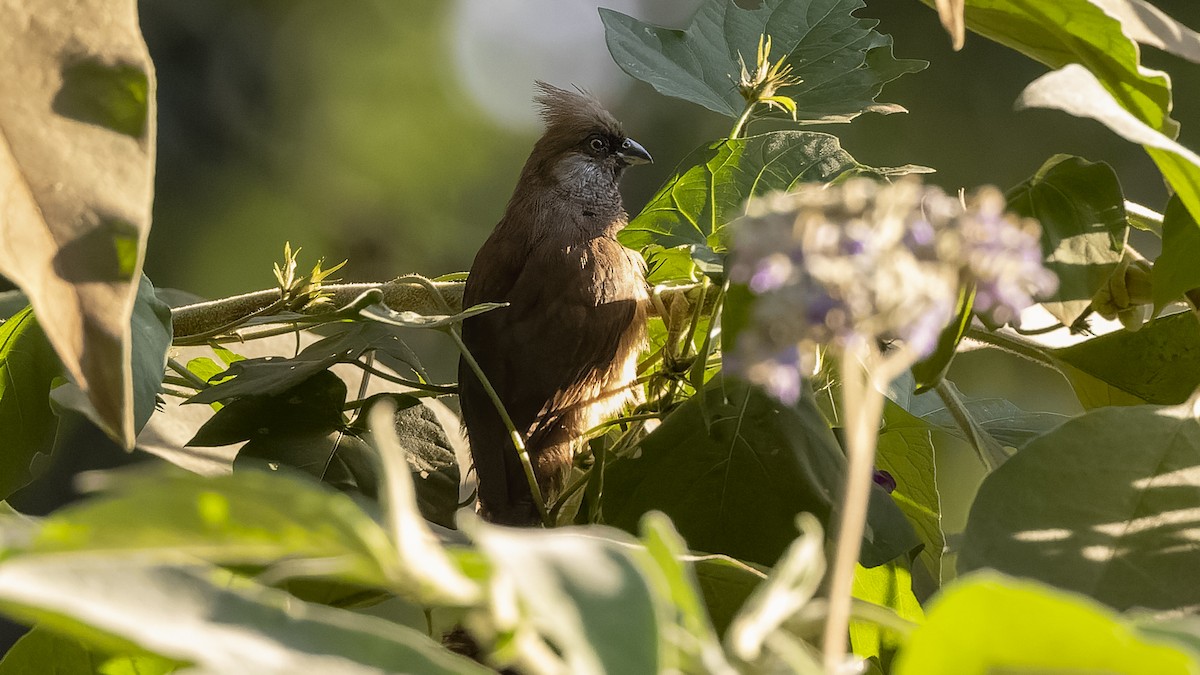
<box><xmin>731</xmin><ymin>102</ymin><xmax>757</xmax><ymax>139</ymax></box>
<box><xmin>934</xmin><ymin>380</ymin><xmax>1004</xmax><ymax>471</ymax></box>
<box><xmin>166</xmin><ymin>358</ymin><xmax>211</xmax><ymax>390</ymax></box>
<box><xmin>449</xmin><ymin>328</ymin><xmax>550</xmax><ymax>527</ymax></box>
<box><xmin>963</xmin><ymin>326</ymin><xmax>1062</xmax><ymax>373</ymax></box>
<box><xmin>823</xmin><ymin>342</ymin><xmax>886</xmax><ymax>672</ymax></box>
<box><xmin>351</xmin><ymin>361</ymin><xmax>457</xmax><ymax>395</ymax></box>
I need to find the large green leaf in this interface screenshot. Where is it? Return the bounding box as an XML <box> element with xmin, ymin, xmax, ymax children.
<box><xmin>851</xmin><ymin>561</ymin><xmax>923</xmax><ymax>667</ymax></box>
<box><xmin>1006</xmin><ymin>155</ymin><xmax>1128</xmax><ymax>326</ymax></box>
<box><xmin>959</xmin><ymin>399</ymin><xmax>1200</xmax><ymax>611</ymax></box>
<box><xmin>1052</xmin><ymin>311</ymin><xmax>1200</xmax><ymax>406</ymax></box>
<box><xmin>893</xmin><ymin>572</ymin><xmax>1198</xmax><ymax>674</ymax></box>
<box><xmin>1017</xmin><ymin>64</ymin><xmax>1200</xmax><ymax>238</ymax></box>
<box><xmin>0</xmin><ymin>556</ymin><xmax>487</xmax><ymax>675</ymax></box>
<box><xmin>929</xmin><ymin>0</ymin><xmax>1176</xmax><ymax>135</ymax></box>
<box><xmin>1153</xmin><ymin>195</ymin><xmax>1200</xmax><ymax>311</ymax></box>
<box><xmin>0</xmin><ymin>625</ymin><xmax>178</xmax><ymax>675</ymax></box>
<box><xmin>600</xmin><ymin>0</ymin><xmax>924</xmax><ymax>123</ymax></box>
<box><xmin>28</xmin><ymin>471</ymin><xmax>398</xmax><ymax>590</ymax></box>
<box><xmin>0</xmin><ymin>307</ymin><xmax>59</xmax><ymax>499</ymax></box>
<box><xmin>620</xmin><ymin>131</ymin><xmax>863</xmax><ymax>253</ymax></box>
<box><xmin>876</xmin><ymin>402</ymin><xmax>943</xmax><ymax>582</ymax></box>
<box><xmin>602</xmin><ymin>377</ymin><xmax>918</xmax><ymax>567</ymax></box>
<box><xmin>466</xmin><ymin>519</ymin><xmax>661</xmax><ymax>675</ymax></box>
<box><xmin>0</xmin><ymin>0</ymin><xmax>156</xmax><ymax>447</ymax></box>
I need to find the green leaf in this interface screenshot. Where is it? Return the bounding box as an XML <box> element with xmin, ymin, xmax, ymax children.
<box><xmin>907</xmin><ymin>385</ymin><xmax>1069</xmax><ymax>449</ymax></box>
<box><xmin>1052</xmin><ymin>311</ymin><xmax>1200</xmax><ymax>406</ymax></box>
<box><xmin>0</xmin><ymin>0</ymin><xmax>156</xmax><ymax>448</ymax></box>
<box><xmin>910</xmin><ymin>285</ymin><xmax>974</xmax><ymax>394</ymax></box>
<box><xmin>350</xmin><ymin>394</ymin><xmax>460</xmax><ymax>529</ymax></box>
<box><xmin>358</xmin><ymin>300</ymin><xmax>505</xmax><ymax>330</ymax></box>
<box><xmin>1153</xmin><ymin>195</ymin><xmax>1200</xmax><ymax>311</ymax></box>
<box><xmin>49</xmin><ymin>275</ymin><xmax>172</xmax><ymax>435</ymax></box>
<box><xmin>619</xmin><ymin>131</ymin><xmax>863</xmax><ymax>253</ymax></box>
<box><xmin>0</xmin><ymin>556</ymin><xmax>488</xmax><ymax>674</ymax></box>
<box><xmin>603</xmin><ymin>377</ymin><xmax>918</xmax><ymax>567</ymax></box>
<box><xmin>851</xmin><ymin>561</ymin><xmax>923</xmax><ymax>666</ymax></box>
<box><xmin>0</xmin><ymin>307</ymin><xmax>59</xmax><ymax>500</ymax></box>
<box><xmin>1006</xmin><ymin>155</ymin><xmax>1128</xmax><ymax>326</ymax></box>
<box><xmin>29</xmin><ymin>470</ymin><xmax>398</xmax><ymax>590</ymax></box>
<box><xmin>876</xmin><ymin>402</ymin><xmax>944</xmax><ymax>582</ymax></box>
<box><xmin>466</xmin><ymin>519</ymin><xmax>661</xmax><ymax>675</ymax></box>
<box><xmin>600</xmin><ymin>0</ymin><xmax>925</xmax><ymax>123</ymax></box>
<box><xmin>187</xmin><ymin>322</ymin><xmax>419</xmax><ymax>405</ymax></box>
<box><xmin>1016</xmin><ymin>64</ymin><xmax>1200</xmax><ymax>233</ymax></box>
<box><xmin>934</xmin><ymin>0</ymin><xmax>1176</xmax><ymax>135</ymax></box>
<box><xmin>959</xmin><ymin>399</ymin><xmax>1200</xmax><ymax>611</ymax></box>
<box><xmin>893</xmin><ymin>572</ymin><xmax>1198</xmax><ymax>674</ymax></box>
<box><xmin>191</xmin><ymin>370</ymin><xmax>347</xmax><ymax>448</ymax></box>
<box><xmin>0</xmin><ymin>625</ymin><xmax>178</xmax><ymax>675</ymax></box>
<box><xmin>638</xmin><ymin>512</ymin><xmax>734</xmax><ymax>672</ymax></box>
<box><xmin>692</xmin><ymin>555</ymin><xmax>765</xmax><ymax>638</ymax></box>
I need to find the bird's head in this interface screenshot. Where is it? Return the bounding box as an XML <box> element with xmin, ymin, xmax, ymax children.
<box><xmin>527</xmin><ymin>81</ymin><xmax>652</xmax><ymax>195</ymax></box>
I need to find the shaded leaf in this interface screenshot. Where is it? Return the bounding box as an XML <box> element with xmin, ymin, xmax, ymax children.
<box><xmin>893</xmin><ymin>572</ymin><xmax>1198</xmax><ymax>674</ymax></box>
<box><xmin>600</xmin><ymin>0</ymin><xmax>925</xmax><ymax>123</ymax></box>
<box><xmin>0</xmin><ymin>556</ymin><xmax>487</xmax><ymax>675</ymax></box>
<box><xmin>692</xmin><ymin>555</ymin><xmax>765</xmax><ymax>639</ymax></box>
<box><xmin>1016</xmin><ymin>64</ymin><xmax>1200</xmax><ymax>231</ymax></box>
<box><xmin>1052</xmin><ymin>311</ymin><xmax>1200</xmax><ymax>406</ymax></box>
<box><xmin>907</xmin><ymin>385</ymin><xmax>1069</xmax><ymax>449</ymax></box>
<box><xmin>1153</xmin><ymin>195</ymin><xmax>1200</xmax><ymax>311</ymax></box>
<box><xmin>358</xmin><ymin>300</ymin><xmax>505</xmax><ymax>330</ymax></box>
<box><xmin>0</xmin><ymin>0</ymin><xmax>156</xmax><ymax>446</ymax></box>
<box><xmin>350</xmin><ymin>394</ymin><xmax>460</xmax><ymax>529</ymax></box>
<box><xmin>959</xmin><ymin>399</ymin><xmax>1200</xmax><ymax>611</ymax></box>
<box><xmin>0</xmin><ymin>307</ymin><xmax>60</xmax><ymax>499</ymax></box>
<box><xmin>603</xmin><ymin>377</ymin><xmax>917</xmax><ymax>567</ymax></box>
<box><xmin>1006</xmin><ymin>155</ymin><xmax>1128</xmax><ymax>326</ymax></box>
<box><xmin>876</xmin><ymin>402</ymin><xmax>944</xmax><ymax>582</ymax></box>
<box><xmin>190</xmin><ymin>371</ymin><xmax>347</xmax><ymax>448</ymax></box>
<box><xmin>187</xmin><ymin>322</ymin><xmax>417</xmax><ymax>405</ymax></box>
<box><xmin>621</xmin><ymin>131</ymin><xmax>862</xmax><ymax>253</ymax></box>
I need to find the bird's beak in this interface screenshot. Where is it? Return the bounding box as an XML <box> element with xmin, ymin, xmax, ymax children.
<box><xmin>617</xmin><ymin>138</ymin><xmax>653</xmax><ymax>166</ymax></box>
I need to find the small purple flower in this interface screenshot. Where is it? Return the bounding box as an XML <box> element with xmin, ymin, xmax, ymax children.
<box><xmin>873</xmin><ymin>469</ymin><xmax>897</xmax><ymax>493</ymax></box>
<box><xmin>725</xmin><ymin>178</ymin><xmax>1057</xmax><ymax>404</ymax></box>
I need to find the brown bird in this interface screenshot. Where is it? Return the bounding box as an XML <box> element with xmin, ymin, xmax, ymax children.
<box><xmin>458</xmin><ymin>82</ymin><xmax>652</xmax><ymax>526</ymax></box>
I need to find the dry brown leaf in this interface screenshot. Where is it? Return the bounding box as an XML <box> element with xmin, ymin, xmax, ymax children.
<box><xmin>935</xmin><ymin>0</ymin><xmax>967</xmax><ymax>50</ymax></box>
<box><xmin>0</xmin><ymin>0</ymin><xmax>156</xmax><ymax>447</ymax></box>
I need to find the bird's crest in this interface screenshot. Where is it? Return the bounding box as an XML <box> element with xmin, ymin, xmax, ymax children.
<box><xmin>533</xmin><ymin>81</ymin><xmax>623</xmax><ymax>139</ymax></box>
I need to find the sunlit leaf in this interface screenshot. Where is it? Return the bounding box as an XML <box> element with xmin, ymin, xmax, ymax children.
<box><xmin>0</xmin><ymin>307</ymin><xmax>59</xmax><ymax>500</ymax></box>
<box><xmin>0</xmin><ymin>0</ymin><xmax>156</xmax><ymax>447</ymax></box>
<box><xmin>1153</xmin><ymin>195</ymin><xmax>1200</xmax><ymax>311</ymax></box>
<box><xmin>0</xmin><ymin>557</ymin><xmax>487</xmax><ymax>674</ymax></box>
<box><xmin>959</xmin><ymin>399</ymin><xmax>1200</xmax><ymax>611</ymax></box>
<box><xmin>1006</xmin><ymin>155</ymin><xmax>1128</xmax><ymax>326</ymax></box>
<box><xmin>621</xmin><ymin>131</ymin><xmax>863</xmax><ymax>253</ymax></box>
<box><xmin>893</xmin><ymin>572</ymin><xmax>1198</xmax><ymax>674</ymax></box>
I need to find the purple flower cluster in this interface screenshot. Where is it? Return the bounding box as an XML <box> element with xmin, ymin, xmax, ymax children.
<box><xmin>728</xmin><ymin>178</ymin><xmax>1056</xmax><ymax>404</ymax></box>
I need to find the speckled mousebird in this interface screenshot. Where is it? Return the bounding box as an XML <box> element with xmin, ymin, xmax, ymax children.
<box><xmin>458</xmin><ymin>82</ymin><xmax>652</xmax><ymax>526</ymax></box>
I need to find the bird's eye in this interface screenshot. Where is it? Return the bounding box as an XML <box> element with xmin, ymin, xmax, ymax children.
<box><xmin>588</xmin><ymin>136</ymin><xmax>607</xmax><ymax>152</ymax></box>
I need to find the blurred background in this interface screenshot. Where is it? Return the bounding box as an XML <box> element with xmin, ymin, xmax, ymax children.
<box><xmin>3</xmin><ymin>0</ymin><xmax>1199</xmax><ymax>651</ymax></box>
